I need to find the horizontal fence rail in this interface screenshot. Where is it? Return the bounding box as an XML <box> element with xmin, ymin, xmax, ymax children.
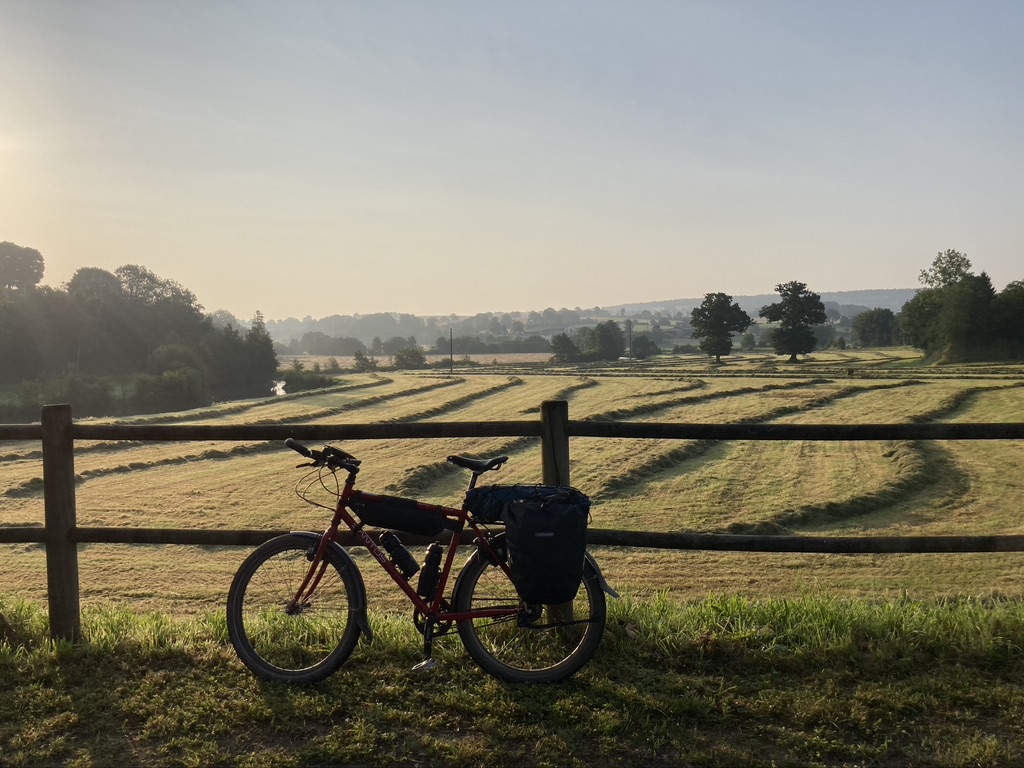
<box><xmin>1</xmin><ymin>401</ymin><xmax>1023</xmax><ymax>640</ymax></box>
<box><xmin>6</xmin><ymin>422</ymin><xmax>1024</xmax><ymax>442</ymax></box>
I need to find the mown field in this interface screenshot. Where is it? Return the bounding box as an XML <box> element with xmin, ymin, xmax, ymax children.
<box><xmin>4</xmin><ymin>348</ymin><xmax>1024</xmax><ymax>766</ymax></box>
<box><xmin>2</xmin><ymin>348</ymin><xmax>1024</xmax><ymax>616</ymax></box>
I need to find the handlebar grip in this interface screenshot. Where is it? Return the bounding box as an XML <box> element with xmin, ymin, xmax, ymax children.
<box><xmin>285</xmin><ymin>438</ymin><xmax>311</xmax><ymax>458</ymax></box>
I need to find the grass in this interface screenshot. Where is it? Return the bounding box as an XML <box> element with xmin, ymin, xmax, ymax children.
<box><xmin>2</xmin><ymin>592</ymin><xmax>1024</xmax><ymax>767</ymax></box>
<box><xmin>4</xmin><ymin>354</ymin><xmax>1024</xmax><ymax>613</ymax></box>
<box><xmin>4</xmin><ymin>350</ymin><xmax>1024</xmax><ymax>763</ymax></box>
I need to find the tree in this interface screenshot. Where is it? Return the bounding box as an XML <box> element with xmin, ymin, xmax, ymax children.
<box><xmin>115</xmin><ymin>264</ymin><xmax>202</xmax><ymax>312</ymax></box>
<box><xmin>932</xmin><ymin>273</ymin><xmax>997</xmax><ymax>361</ymax></box>
<box><xmin>66</xmin><ymin>267</ymin><xmax>122</xmax><ymax>303</ymax></box>
<box><xmin>392</xmin><ymin>346</ymin><xmax>426</xmax><ymax>369</ymax></box>
<box><xmin>690</xmin><ymin>292</ymin><xmax>753</xmax><ymax>363</ymax></box>
<box><xmin>993</xmin><ymin>281</ymin><xmax>1024</xmax><ymax>353</ymax></box>
<box><xmin>631</xmin><ymin>335</ymin><xmax>660</xmax><ymax>359</ymax></box>
<box><xmin>208</xmin><ymin>309</ymin><xmax>243</xmax><ymax>330</ymax></box>
<box><xmin>134</xmin><ymin>367</ymin><xmax>210</xmax><ymax>413</ymax></box>
<box><xmin>549</xmin><ymin>333</ymin><xmax>580</xmax><ymax>363</ymax></box>
<box><xmin>352</xmin><ymin>350</ymin><xmax>378</xmax><ymax>372</ymax></box>
<box><xmin>243</xmin><ymin>312</ymin><xmax>280</xmax><ymax>395</ymax></box>
<box><xmin>587</xmin><ymin>320</ymin><xmax>626</xmax><ymax>360</ymax></box>
<box><xmin>382</xmin><ymin>335</ymin><xmax>415</xmax><ymax>355</ymax></box>
<box><xmin>901</xmin><ymin>250</ymin><xmax>1000</xmax><ymax>362</ymax></box>
<box><xmin>919</xmin><ymin>248</ymin><xmax>973</xmax><ymax>289</ymax></box>
<box><xmin>0</xmin><ymin>242</ymin><xmax>44</xmax><ymax>291</ymax></box>
<box><xmin>852</xmin><ymin>308</ymin><xmax>897</xmax><ymax>347</ymax></box>
<box><xmin>759</xmin><ymin>281</ymin><xmax>827</xmax><ymax>363</ymax></box>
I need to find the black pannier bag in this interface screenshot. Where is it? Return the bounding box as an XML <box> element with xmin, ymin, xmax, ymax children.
<box><xmin>348</xmin><ymin>492</ymin><xmax>454</xmax><ymax>537</ymax></box>
<box><xmin>467</xmin><ymin>485</ymin><xmax>590</xmax><ymax>605</ymax></box>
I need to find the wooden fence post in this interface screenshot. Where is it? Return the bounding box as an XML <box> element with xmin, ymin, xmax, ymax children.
<box><xmin>540</xmin><ymin>400</ymin><xmax>570</xmax><ymax>487</ymax></box>
<box><xmin>41</xmin><ymin>404</ymin><xmax>81</xmax><ymax>642</ymax></box>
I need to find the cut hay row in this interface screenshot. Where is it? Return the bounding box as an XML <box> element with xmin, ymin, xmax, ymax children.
<box><xmin>565</xmin><ymin>375</ymin><xmax>807</xmax><ymax>421</ymax></box>
<box><xmin>0</xmin><ymin>378</ymin><xmax>395</xmax><ymax>464</ymax></box>
<box><xmin>590</xmin><ymin>381</ymin><xmax>916</xmax><ymax>501</ymax></box>
<box><xmin>623</xmin><ymin>379</ymin><xmax>706</xmax><ymax>398</ymax></box>
<box><xmin>388</xmin><ymin>378</ymin><xmax>843</xmax><ymax>499</ymax></box>
<box><xmin>390</xmin><ymin>378</ymin><xmax>912</xmax><ymax>501</ymax></box>
<box><xmin>115</xmin><ymin>376</ymin><xmax>392</xmax><ymax>425</ymax></box>
<box><xmin>0</xmin><ymin>378</ymin><xmax>468</xmax><ymax>496</ymax></box>
<box><xmin>384</xmin><ymin>376</ymin><xmax>525</xmax><ymax>422</ymax></box>
<box><xmin>1</xmin><ymin>377</ymin><xmax>541</xmax><ymax>500</ymax></box>
<box><xmin>214</xmin><ymin>376</ymin><xmax>464</xmax><ymax>425</ymax></box>
<box><xmin>582</xmin><ymin>378</ymin><xmax>837</xmax><ymax>422</ymax></box>
<box><xmin>515</xmin><ymin>376</ymin><xmax>600</xmax><ymax>413</ymax></box>
<box><xmin>382</xmin><ymin>378</ymin><xmax>607</xmax><ymax>495</ymax></box>
<box><xmin>0</xmin><ymin>377</ymin><xmax>408</xmax><ymax>466</ymax></box>
<box><xmin>720</xmin><ymin>440</ymin><xmax>962</xmax><ymax>534</ymax></box>
<box><xmin>598</xmin><ymin>380</ymin><xmax>1024</xmax><ymax>536</ymax></box>
<box><xmin>0</xmin><ymin>376</ymin><xmax>586</xmax><ymax>512</ymax></box>
<box><xmin>908</xmin><ymin>381</ymin><xmax>1024</xmax><ymax>423</ymax></box>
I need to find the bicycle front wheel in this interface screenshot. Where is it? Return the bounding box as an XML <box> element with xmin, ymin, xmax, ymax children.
<box><xmin>227</xmin><ymin>533</ymin><xmax>362</xmax><ymax>684</ymax></box>
<box><xmin>453</xmin><ymin>549</ymin><xmax>606</xmax><ymax>683</ymax></box>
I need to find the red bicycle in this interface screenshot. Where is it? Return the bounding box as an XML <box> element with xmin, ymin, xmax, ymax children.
<box><xmin>226</xmin><ymin>439</ymin><xmax>616</xmax><ymax>684</ymax></box>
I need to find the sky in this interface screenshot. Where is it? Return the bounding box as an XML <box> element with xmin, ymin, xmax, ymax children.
<box><xmin>2</xmin><ymin>1</ymin><xmax>1022</xmax><ymax>322</ymax></box>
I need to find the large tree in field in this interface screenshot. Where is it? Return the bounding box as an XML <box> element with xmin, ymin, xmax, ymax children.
<box><xmin>759</xmin><ymin>281</ymin><xmax>827</xmax><ymax>363</ymax></box>
<box><xmin>690</xmin><ymin>292</ymin><xmax>753</xmax><ymax>363</ymax></box>
<box><xmin>0</xmin><ymin>242</ymin><xmax>44</xmax><ymax>291</ymax></box>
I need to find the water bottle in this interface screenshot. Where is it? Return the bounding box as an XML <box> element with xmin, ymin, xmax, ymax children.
<box><xmin>416</xmin><ymin>542</ymin><xmax>443</xmax><ymax>598</ymax></box>
<box><xmin>379</xmin><ymin>531</ymin><xmax>420</xmax><ymax>578</ymax></box>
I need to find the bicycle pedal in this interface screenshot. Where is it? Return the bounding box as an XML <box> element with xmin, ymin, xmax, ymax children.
<box><xmin>412</xmin><ymin>658</ymin><xmax>438</xmax><ymax>673</ymax></box>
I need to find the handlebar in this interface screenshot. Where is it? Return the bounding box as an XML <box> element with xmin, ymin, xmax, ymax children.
<box><xmin>285</xmin><ymin>438</ymin><xmax>312</xmax><ymax>458</ymax></box>
<box><xmin>286</xmin><ymin>439</ymin><xmax>361</xmax><ymax>473</ymax></box>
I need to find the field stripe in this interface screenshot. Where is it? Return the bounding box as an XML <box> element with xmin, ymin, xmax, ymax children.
<box><xmin>591</xmin><ymin>381</ymin><xmax>917</xmax><ymax>500</ymax></box>
<box><xmin>720</xmin><ymin>383</ymin><xmax>1024</xmax><ymax>534</ymax></box>
<box><xmin>1</xmin><ymin>378</ymin><xmax>467</xmax><ymax>498</ymax></box>
<box><xmin>384</xmin><ymin>378</ymin><xmax>602</xmax><ymax>495</ymax></box>
<box><xmin>386</xmin><ymin>377</ymin><xmax>525</xmax><ymax>422</ymax></box>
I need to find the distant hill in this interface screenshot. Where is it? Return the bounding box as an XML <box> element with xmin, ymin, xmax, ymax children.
<box><xmin>263</xmin><ymin>288</ymin><xmax>919</xmax><ymax>345</ymax></box>
<box><xmin>605</xmin><ymin>288</ymin><xmax>917</xmax><ymax>317</ymax></box>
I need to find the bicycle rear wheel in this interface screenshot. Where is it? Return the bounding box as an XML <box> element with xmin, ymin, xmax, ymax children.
<box><xmin>227</xmin><ymin>533</ymin><xmax>362</xmax><ymax>684</ymax></box>
<box><xmin>453</xmin><ymin>548</ymin><xmax>606</xmax><ymax>683</ymax></box>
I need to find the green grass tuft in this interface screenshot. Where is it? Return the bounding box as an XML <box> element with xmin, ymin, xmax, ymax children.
<box><xmin>3</xmin><ymin>593</ymin><xmax>1024</xmax><ymax>766</ymax></box>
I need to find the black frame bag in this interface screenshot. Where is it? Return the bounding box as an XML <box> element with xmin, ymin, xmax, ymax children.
<box><xmin>348</xmin><ymin>492</ymin><xmax>454</xmax><ymax>537</ymax></box>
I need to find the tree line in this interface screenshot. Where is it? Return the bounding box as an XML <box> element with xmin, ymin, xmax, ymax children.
<box><xmin>900</xmin><ymin>249</ymin><xmax>1024</xmax><ymax>362</ymax></box>
<box><xmin>4</xmin><ymin>240</ymin><xmax>1018</xmax><ymax>421</ymax></box>
<box><xmin>646</xmin><ymin>250</ymin><xmax>1022</xmax><ymax>366</ymax></box>
<box><xmin>0</xmin><ymin>242</ymin><xmax>277</xmax><ymax>420</ymax></box>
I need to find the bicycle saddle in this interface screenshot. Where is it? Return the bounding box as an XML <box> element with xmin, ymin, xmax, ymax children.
<box><xmin>446</xmin><ymin>455</ymin><xmax>508</xmax><ymax>473</ymax></box>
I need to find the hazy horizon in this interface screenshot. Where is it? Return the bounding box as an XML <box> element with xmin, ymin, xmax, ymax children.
<box><xmin>3</xmin><ymin>2</ymin><xmax>1022</xmax><ymax>321</ymax></box>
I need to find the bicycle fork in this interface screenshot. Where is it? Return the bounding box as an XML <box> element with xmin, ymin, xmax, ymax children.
<box><xmin>286</xmin><ymin>531</ymin><xmax>336</xmax><ymax>614</ymax></box>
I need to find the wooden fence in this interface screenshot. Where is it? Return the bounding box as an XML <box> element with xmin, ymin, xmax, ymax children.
<box><xmin>2</xmin><ymin>401</ymin><xmax>1024</xmax><ymax>641</ymax></box>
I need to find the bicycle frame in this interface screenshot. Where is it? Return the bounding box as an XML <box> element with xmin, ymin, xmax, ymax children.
<box><xmin>287</xmin><ymin>468</ymin><xmax>517</xmax><ymax>629</ymax></box>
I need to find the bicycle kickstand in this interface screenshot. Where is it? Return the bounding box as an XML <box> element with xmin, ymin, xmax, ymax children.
<box><xmin>412</xmin><ymin>618</ymin><xmax>438</xmax><ymax>673</ymax></box>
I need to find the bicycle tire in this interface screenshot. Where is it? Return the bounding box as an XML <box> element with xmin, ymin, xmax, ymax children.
<box><xmin>453</xmin><ymin>546</ymin><xmax>606</xmax><ymax>683</ymax></box>
<box><xmin>227</xmin><ymin>533</ymin><xmax>362</xmax><ymax>684</ymax></box>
